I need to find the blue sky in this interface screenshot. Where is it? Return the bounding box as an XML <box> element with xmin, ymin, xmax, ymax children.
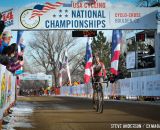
<box><xmin>0</xmin><ymin>0</ymin><xmax>59</xmax><ymax>7</ymax></box>
<box><xmin>1</xmin><ymin>0</ymin><xmax>136</xmax><ymax>7</ymax></box>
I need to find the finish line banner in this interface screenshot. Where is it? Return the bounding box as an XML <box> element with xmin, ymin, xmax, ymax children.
<box><xmin>1</xmin><ymin>1</ymin><xmax>159</xmax><ymax>30</ymax></box>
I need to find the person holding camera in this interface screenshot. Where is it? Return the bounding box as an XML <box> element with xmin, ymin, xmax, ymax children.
<box><xmin>0</xmin><ymin>31</ymin><xmax>12</xmax><ymax>54</ymax></box>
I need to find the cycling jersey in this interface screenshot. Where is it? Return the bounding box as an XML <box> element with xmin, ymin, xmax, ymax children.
<box><xmin>92</xmin><ymin>62</ymin><xmax>106</xmax><ymax>78</ymax></box>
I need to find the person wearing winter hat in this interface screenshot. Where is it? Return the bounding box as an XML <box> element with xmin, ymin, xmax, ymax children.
<box><xmin>0</xmin><ymin>31</ymin><xmax>12</xmax><ymax>54</ymax></box>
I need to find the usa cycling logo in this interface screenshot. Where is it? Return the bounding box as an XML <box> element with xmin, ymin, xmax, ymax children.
<box><xmin>20</xmin><ymin>2</ymin><xmax>64</xmax><ymax>29</ymax></box>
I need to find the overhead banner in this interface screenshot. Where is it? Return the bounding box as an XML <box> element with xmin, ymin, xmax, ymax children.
<box><xmin>0</xmin><ymin>1</ymin><xmax>159</xmax><ymax>30</ymax></box>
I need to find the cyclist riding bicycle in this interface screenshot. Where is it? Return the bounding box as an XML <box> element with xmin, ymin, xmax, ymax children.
<box><xmin>92</xmin><ymin>54</ymin><xmax>106</xmax><ymax>107</ymax></box>
<box><xmin>92</xmin><ymin>54</ymin><xmax>106</xmax><ymax>86</ymax></box>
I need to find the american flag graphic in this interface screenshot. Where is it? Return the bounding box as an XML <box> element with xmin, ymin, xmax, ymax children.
<box><xmin>110</xmin><ymin>30</ymin><xmax>122</xmax><ymax>75</ymax></box>
<box><xmin>30</xmin><ymin>2</ymin><xmax>64</xmax><ymax>19</ymax></box>
<box><xmin>84</xmin><ymin>38</ymin><xmax>93</xmax><ymax>84</ymax></box>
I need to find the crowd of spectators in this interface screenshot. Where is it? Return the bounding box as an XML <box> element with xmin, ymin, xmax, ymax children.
<box><xmin>19</xmin><ymin>87</ymin><xmax>55</xmax><ymax>96</ymax></box>
<box><xmin>0</xmin><ymin>12</ymin><xmax>25</xmax><ymax>74</ymax></box>
<box><xmin>63</xmin><ymin>81</ymin><xmax>81</xmax><ymax>86</ymax></box>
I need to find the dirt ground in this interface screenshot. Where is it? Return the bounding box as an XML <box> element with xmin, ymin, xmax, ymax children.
<box><xmin>8</xmin><ymin>96</ymin><xmax>160</xmax><ymax>130</ymax></box>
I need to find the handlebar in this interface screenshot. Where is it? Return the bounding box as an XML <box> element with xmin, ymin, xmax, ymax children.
<box><xmin>93</xmin><ymin>81</ymin><xmax>108</xmax><ymax>83</ymax></box>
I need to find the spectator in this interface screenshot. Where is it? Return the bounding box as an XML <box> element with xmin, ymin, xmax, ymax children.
<box><xmin>148</xmin><ymin>45</ymin><xmax>155</xmax><ymax>55</ymax></box>
<box><xmin>0</xmin><ymin>12</ymin><xmax>5</xmax><ymax>36</ymax></box>
<box><xmin>0</xmin><ymin>31</ymin><xmax>12</xmax><ymax>54</ymax></box>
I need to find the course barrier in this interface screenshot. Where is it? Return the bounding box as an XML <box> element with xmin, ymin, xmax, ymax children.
<box><xmin>0</xmin><ymin>64</ymin><xmax>16</xmax><ymax>128</ymax></box>
<box><xmin>110</xmin><ymin>74</ymin><xmax>160</xmax><ymax>97</ymax></box>
<box><xmin>60</xmin><ymin>74</ymin><xmax>160</xmax><ymax>98</ymax></box>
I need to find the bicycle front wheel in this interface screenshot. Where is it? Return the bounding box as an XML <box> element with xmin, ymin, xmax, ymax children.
<box><xmin>93</xmin><ymin>91</ymin><xmax>98</xmax><ymax>110</ymax></box>
<box><xmin>97</xmin><ymin>91</ymin><xmax>104</xmax><ymax>113</ymax></box>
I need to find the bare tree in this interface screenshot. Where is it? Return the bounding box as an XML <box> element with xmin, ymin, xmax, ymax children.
<box><xmin>23</xmin><ymin>57</ymin><xmax>32</xmax><ymax>73</ymax></box>
<box><xmin>69</xmin><ymin>49</ymin><xmax>85</xmax><ymax>83</ymax></box>
<box><xmin>28</xmin><ymin>30</ymin><xmax>84</xmax><ymax>86</ymax></box>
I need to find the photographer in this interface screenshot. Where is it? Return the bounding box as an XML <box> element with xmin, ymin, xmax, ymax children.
<box><xmin>0</xmin><ymin>12</ymin><xmax>5</xmax><ymax>36</ymax></box>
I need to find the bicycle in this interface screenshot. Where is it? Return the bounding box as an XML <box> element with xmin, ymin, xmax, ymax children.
<box><xmin>92</xmin><ymin>81</ymin><xmax>105</xmax><ymax>113</ymax></box>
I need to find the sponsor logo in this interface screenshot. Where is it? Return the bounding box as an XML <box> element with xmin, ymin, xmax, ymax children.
<box><xmin>20</xmin><ymin>9</ymin><xmax>40</xmax><ymax>29</ymax></box>
<box><xmin>20</xmin><ymin>2</ymin><xmax>64</xmax><ymax>29</ymax></box>
<box><xmin>2</xmin><ymin>9</ymin><xmax>14</xmax><ymax>27</ymax></box>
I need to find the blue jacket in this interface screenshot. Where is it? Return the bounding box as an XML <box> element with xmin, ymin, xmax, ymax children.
<box><xmin>0</xmin><ymin>41</ymin><xmax>8</xmax><ymax>54</ymax></box>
